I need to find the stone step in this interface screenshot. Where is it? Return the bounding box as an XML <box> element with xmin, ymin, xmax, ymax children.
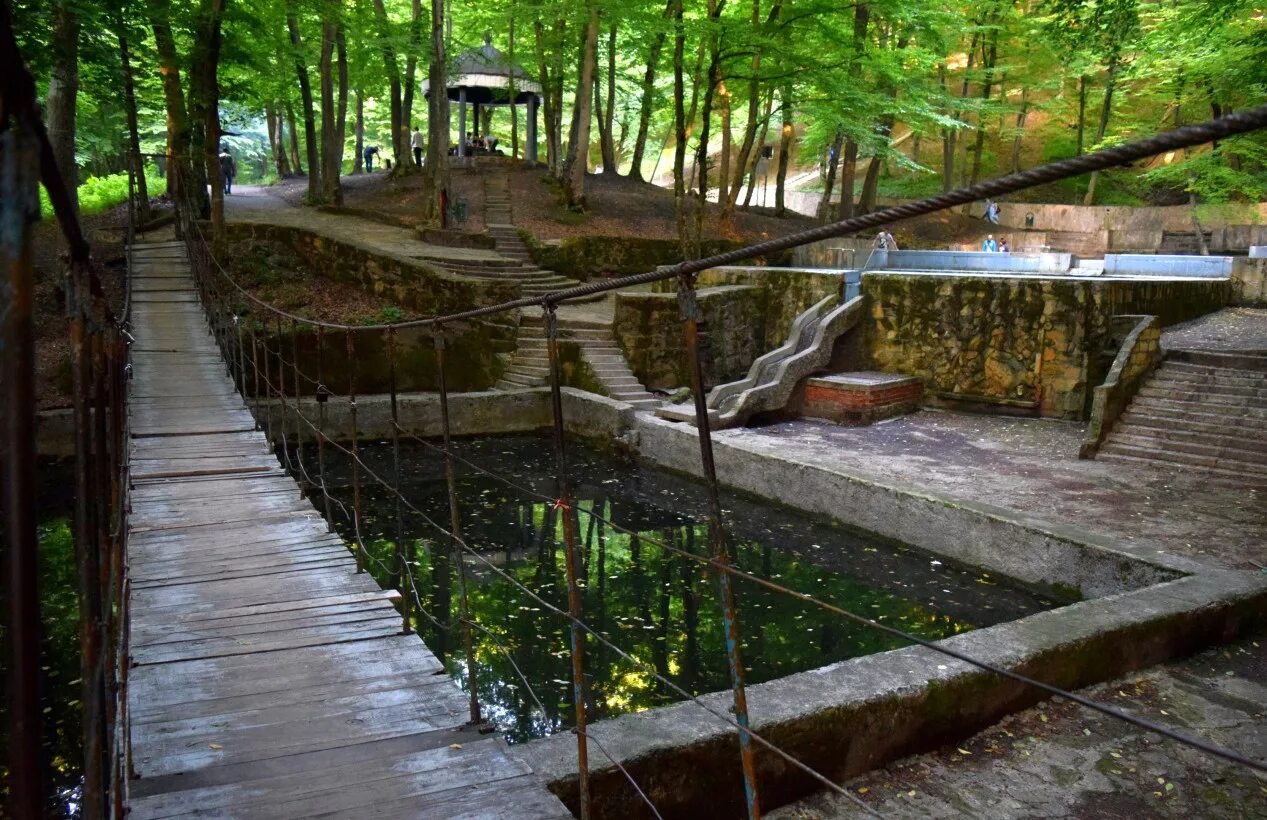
<box><xmin>586</xmin><ymin>354</ymin><xmax>626</xmax><ymax>365</ymax></box>
<box><xmin>1154</xmin><ymin>371</ymin><xmax>1267</xmax><ymax>393</ymax></box>
<box><xmin>1119</xmin><ymin>407</ymin><xmax>1267</xmax><ymax>439</ymax></box>
<box><xmin>1097</xmin><ymin>447</ymin><xmax>1267</xmax><ymax>489</ymax></box>
<box><xmin>1137</xmin><ymin>382</ymin><xmax>1267</xmax><ymax>402</ymax></box>
<box><xmin>1129</xmin><ymin>395</ymin><xmax>1267</xmax><ymax>421</ymax></box>
<box><xmin>1101</xmin><ymin>439</ymin><xmax>1267</xmax><ymax>476</ymax></box>
<box><xmin>1159</xmin><ymin>363</ymin><xmax>1267</xmax><ymax>386</ymax></box>
<box><xmin>1108</xmin><ymin>430</ymin><xmax>1267</xmax><ymax>464</ymax></box>
<box><xmin>1118</xmin><ymin>410</ymin><xmax>1267</xmax><ymax>444</ymax></box>
<box><xmin>1168</xmin><ymin>351</ymin><xmax>1267</xmax><ymax>373</ymax></box>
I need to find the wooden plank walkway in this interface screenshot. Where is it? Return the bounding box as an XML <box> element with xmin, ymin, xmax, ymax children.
<box><xmin>125</xmin><ymin>235</ymin><xmax>570</xmax><ymax>819</ymax></box>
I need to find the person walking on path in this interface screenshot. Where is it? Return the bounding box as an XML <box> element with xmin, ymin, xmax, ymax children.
<box><xmin>411</xmin><ymin>125</ymin><xmax>424</xmax><ymax>166</ymax></box>
<box><xmin>984</xmin><ymin>199</ymin><xmax>1000</xmax><ymax>224</ymax></box>
<box><xmin>363</xmin><ymin>144</ymin><xmax>379</xmax><ymax>172</ymax></box>
<box><xmin>981</xmin><ymin>234</ymin><xmax>998</xmax><ymax>252</ymax></box>
<box><xmin>218</xmin><ymin>146</ymin><xmax>236</xmax><ymax>195</ymax></box>
<box><xmin>999</xmin><ymin>237</ymin><xmax>1010</xmax><ymax>253</ymax></box>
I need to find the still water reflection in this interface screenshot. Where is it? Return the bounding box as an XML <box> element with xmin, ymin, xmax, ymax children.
<box><xmin>302</xmin><ymin>435</ymin><xmax>1066</xmax><ymax>743</ymax></box>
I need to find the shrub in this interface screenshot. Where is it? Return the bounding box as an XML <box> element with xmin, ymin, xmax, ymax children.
<box><xmin>39</xmin><ymin>166</ymin><xmax>168</xmax><ymax>220</ymax></box>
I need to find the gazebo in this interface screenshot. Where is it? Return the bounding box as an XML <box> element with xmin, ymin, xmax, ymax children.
<box><xmin>428</xmin><ymin>33</ymin><xmax>541</xmax><ymax>162</ymax></box>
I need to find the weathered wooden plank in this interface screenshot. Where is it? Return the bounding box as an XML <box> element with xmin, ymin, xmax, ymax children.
<box><xmin>123</xmin><ymin>236</ymin><xmax>568</xmax><ymax>819</ymax></box>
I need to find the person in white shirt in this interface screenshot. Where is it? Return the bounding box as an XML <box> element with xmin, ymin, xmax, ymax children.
<box><xmin>411</xmin><ymin>126</ymin><xmax>424</xmax><ymax>166</ymax></box>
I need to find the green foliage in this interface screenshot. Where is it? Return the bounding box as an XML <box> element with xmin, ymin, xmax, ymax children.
<box><xmin>38</xmin><ymin>167</ymin><xmax>167</xmax><ymax>220</ymax></box>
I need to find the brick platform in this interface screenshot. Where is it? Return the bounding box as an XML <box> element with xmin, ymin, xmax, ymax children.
<box><xmin>802</xmin><ymin>372</ymin><xmax>923</xmax><ymax>425</ymax></box>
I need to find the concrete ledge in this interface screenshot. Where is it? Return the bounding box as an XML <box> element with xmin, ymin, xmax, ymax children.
<box><xmin>519</xmin><ymin>567</ymin><xmax>1266</xmax><ymax>818</ymax></box>
<box><xmin>868</xmin><ymin>250</ymin><xmax>1074</xmax><ymax>274</ymax></box>
<box><xmin>1080</xmin><ymin>315</ymin><xmax>1161</xmax><ymax>459</ymax></box>
<box><xmin>1103</xmin><ymin>254</ymin><xmax>1233</xmax><ymax>278</ymax></box>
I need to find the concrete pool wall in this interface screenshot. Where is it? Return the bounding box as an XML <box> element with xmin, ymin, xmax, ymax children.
<box><xmin>220</xmin><ymin>388</ymin><xmax>1267</xmax><ymax>818</ymax></box>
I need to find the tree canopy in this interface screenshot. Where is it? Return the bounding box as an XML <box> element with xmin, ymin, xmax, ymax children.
<box><xmin>12</xmin><ymin>0</ymin><xmax>1266</xmax><ymax>228</ymax></box>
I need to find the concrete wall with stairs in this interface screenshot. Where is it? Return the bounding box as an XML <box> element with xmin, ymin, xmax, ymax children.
<box><xmin>1097</xmin><ymin>350</ymin><xmax>1267</xmax><ymax>488</ymax></box>
<box><xmin>496</xmin><ymin>314</ymin><xmax>660</xmax><ymax>409</ymax></box>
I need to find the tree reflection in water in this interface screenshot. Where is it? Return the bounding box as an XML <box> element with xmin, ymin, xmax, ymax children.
<box><xmin>303</xmin><ymin>435</ymin><xmax>1067</xmax><ymax>743</ymax></box>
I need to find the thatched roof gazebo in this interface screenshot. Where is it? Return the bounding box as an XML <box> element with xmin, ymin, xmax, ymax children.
<box><xmin>427</xmin><ymin>33</ymin><xmax>542</xmax><ymax>161</ymax></box>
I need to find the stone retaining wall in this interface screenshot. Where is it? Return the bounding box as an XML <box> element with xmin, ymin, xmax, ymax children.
<box><xmin>614</xmin><ymin>285</ymin><xmax>769</xmax><ymax>390</ymax></box>
<box><xmin>862</xmin><ymin>273</ymin><xmax>1229</xmax><ymax>419</ymax></box>
<box><xmin>220</xmin><ymin>221</ymin><xmax>517</xmax><ymax>317</ymax></box>
<box><xmin>1080</xmin><ymin>315</ymin><xmax>1162</xmax><ymax>458</ymax></box>
<box><xmin>527</xmin><ymin>235</ymin><xmax>759</xmax><ymax>280</ymax></box>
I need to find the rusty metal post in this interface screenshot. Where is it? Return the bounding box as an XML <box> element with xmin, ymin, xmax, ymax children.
<box><xmin>679</xmin><ymin>273</ymin><xmax>761</xmax><ymax>820</ymax></box>
<box><xmin>290</xmin><ymin>319</ymin><xmax>307</xmax><ymax>495</ymax></box>
<box><xmin>543</xmin><ymin>306</ymin><xmax>592</xmax><ymax>820</ymax></box>
<box><xmin>347</xmin><ymin>329</ymin><xmax>364</xmax><ymax>573</ymax></box>
<box><xmin>250</xmin><ymin>327</ymin><xmax>261</xmax><ymax>428</ymax></box>
<box><xmin>435</xmin><ymin>331</ymin><xmax>482</xmax><ymax>725</ymax></box>
<box><xmin>275</xmin><ymin>316</ymin><xmax>295</xmax><ymax>478</ymax></box>
<box><xmin>235</xmin><ymin>316</ymin><xmax>247</xmax><ymax>399</ymax></box>
<box><xmin>260</xmin><ymin>326</ymin><xmax>274</xmax><ymax>446</ymax></box>
<box><xmin>315</xmin><ymin>326</ymin><xmax>334</xmax><ymax>532</ymax></box>
<box><xmin>387</xmin><ymin>328</ymin><xmax>412</xmax><ymax>633</ymax></box>
<box><xmin>1</xmin><ymin>121</ymin><xmax>45</xmax><ymax>820</ymax></box>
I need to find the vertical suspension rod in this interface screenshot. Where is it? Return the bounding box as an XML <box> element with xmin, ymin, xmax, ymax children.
<box><xmin>347</xmin><ymin>329</ymin><xmax>364</xmax><ymax>572</ymax></box>
<box><xmin>387</xmin><ymin>327</ymin><xmax>411</xmax><ymax>633</ymax></box>
<box><xmin>543</xmin><ymin>306</ymin><xmax>592</xmax><ymax>820</ymax></box>
<box><xmin>679</xmin><ymin>272</ymin><xmax>761</xmax><ymax>820</ymax></box>
<box><xmin>315</xmin><ymin>326</ymin><xmax>334</xmax><ymax>531</ymax></box>
<box><xmin>434</xmin><ymin>331</ymin><xmax>481</xmax><ymax>724</ymax></box>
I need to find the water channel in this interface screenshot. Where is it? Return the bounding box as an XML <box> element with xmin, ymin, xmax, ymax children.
<box><xmin>300</xmin><ymin>435</ymin><xmax>1071</xmax><ymax>744</ymax></box>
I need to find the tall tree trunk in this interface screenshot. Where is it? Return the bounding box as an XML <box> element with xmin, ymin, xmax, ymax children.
<box><xmin>774</xmin><ymin>86</ymin><xmax>791</xmax><ymax>216</ymax></box>
<box><xmin>969</xmin><ymin>20</ymin><xmax>999</xmax><ymax>185</ymax></box>
<box><xmin>150</xmin><ymin>0</ymin><xmax>202</xmax><ymax>222</ymax></box>
<box><xmin>1083</xmin><ymin>54</ymin><xmax>1119</xmax><ymax>206</ymax></box>
<box><xmin>628</xmin><ymin>0</ymin><xmax>672</xmax><ymax>181</ymax></box>
<box><xmin>593</xmin><ymin>73</ymin><xmax>610</xmax><ymax>170</ymax></box>
<box><xmin>817</xmin><ymin>132</ymin><xmax>842</xmax><ymax>221</ymax></box>
<box><xmin>116</xmin><ymin>25</ymin><xmax>150</xmax><ymax>219</ymax></box>
<box><xmin>672</xmin><ymin>0</ymin><xmax>688</xmax><ymax>250</ymax></box>
<box><xmin>534</xmin><ymin>18</ymin><xmax>564</xmax><ymax>172</ymax></box>
<box><xmin>598</xmin><ymin>21</ymin><xmax>618</xmax><ymax>173</ymax></box>
<box><xmin>837</xmin><ymin>140</ymin><xmax>858</xmax><ymax>219</ymax></box>
<box><xmin>191</xmin><ymin>0</ymin><xmax>226</xmax><ymax>232</ymax></box>
<box><xmin>509</xmin><ymin>8</ymin><xmax>518</xmax><ymax>159</ymax></box>
<box><xmin>353</xmin><ymin>90</ymin><xmax>364</xmax><ymax>173</ymax></box>
<box><xmin>741</xmin><ymin>89</ymin><xmax>773</xmax><ymax>209</ymax></box>
<box><xmin>859</xmin><ymin>116</ymin><xmax>893</xmax><ymax>213</ymax></box>
<box><xmin>940</xmin><ymin>63</ymin><xmax>954</xmax><ymax>192</ymax></box>
<box><xmin>266</xmin><ymin>104</ymin><xmax>282</xmax><ymax>175</ymax></box>
<box><xmin>399</xmin><ymin>0</ymin><xmax>422</xmax><ymax>175</ymax></box>
<box><xmin>285</xmin><ymin>101</ymin><xmax>304</xmax><ymax>174</ymax></box>
<box><xmin>563</xmin><ymin>5</ymin><xmax>599</xmax><ymax>208</ymax></box>
<box><xmin>1075</xmin><ymin>75</ymin><xmax>1088</xmax><ymax>156</ymax></box>
<box><xmin>718</xmin><ymin>81</ymin><xmax>732</xmax><ymax>205</ymax></box>
<box><xmin>691</xmin><ymin>0</ymin><xmax>726</xmax><ymax>251</ymax></box>
<box><xmin>372</xmin><ymin>0</ymin><xmax>405</xmax><ymax>168</ymax></box>
<box><xmin>420</xmin><ymin>0</ymin><xmax>450</xmax><ymax>225</ymax></box>
<box><xmin>288</xmin><ymin>10</ymin><xmax>321</xmax><ymax>200</ymax></box>
<box><xmin>1010</xmin><ymin>89</ymin><xmax>1028</xmax><ymax>173</ymax></box>
<box><xmin>47</xmin><ymin>0</ymin><xmax>80</xmax><ymax>217</ymax></box>
<box><xmin>725</xmin><ymin>0</ymin><xmax>784</xmax><ymax>216</ymax></box>
<box><xmin>320</xmin><ymin>13</ymin><xmax>338</xmax><ymax>203</ymax></box>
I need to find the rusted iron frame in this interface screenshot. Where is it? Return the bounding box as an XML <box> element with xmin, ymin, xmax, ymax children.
<box><xmin>315</xmin><ymin>326</ymin><xmax>334</xmax><ymax>532</ymax></box>
<box><xmin>235</xmin><ymin>317</ymin><xmax>248</xmax><ymax>402</ymax></box>
<box><xmin>434</xmin><ymin>331</ymin><xmax>482</xmax><ymax>725</ymax></box>
<box><xmin>678</xmin><ymin>272</ymin><xmax>761</xmax><ymax>819</ymax></box>
<box><xmin>1</xmin><ymin>121</ymin><xmax>45</xmax><ymax>820</ymax></box>
<box><xmin>90</xmin><ymin>312</ymin><xmax>116</xmax><ymax>805</ymax></box>
<box><xmin>290</xmin><ymin>319</ymin><xmax>310</xmax><ymax>497</ymax></box>
<box><xmin>387</xmin><ymin>328</ymin><xmax>410</xmax><ymax>631</ymax></box>
<box><xmin>347</xmin><ymin>329</ymin><xmax>365</xmax><ymax>573</ymax></box>
<box><xmin>274</xmin><ymin>315</ymin><xmax>296</xmax><ymax>479</ymax></box>
<box><xmin>542</xmin><ymin>306</ymin><xmax>592</xmax><ymax>820</ymax></box>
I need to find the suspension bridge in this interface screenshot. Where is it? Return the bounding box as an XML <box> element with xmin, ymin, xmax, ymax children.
<box><xmin>122</xmin><ymin>234</ymin><xmax>569</xmax><ymax>818</ymax></box>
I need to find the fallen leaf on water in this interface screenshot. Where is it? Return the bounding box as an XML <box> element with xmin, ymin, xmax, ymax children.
<box><xmin>957</xmin><ymin>748</ymin><xmax>972</xmax><ymax>756</ymax></box>
<box><xmin>857</xmin><ymin>787</ymin><xmax>869</xmax><ymax>795</ymax></box>
<box><xmin>449</xmin><ymin>743</ymin><xmax>463</xmax><ymax>750</ymax></box>
<box><xmin>209</xmin><ymin>743</ymin><xmax>222</xmax><ymax>750</ymax></box>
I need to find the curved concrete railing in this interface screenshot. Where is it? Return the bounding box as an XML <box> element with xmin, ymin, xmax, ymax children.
<box><xmin>707</xmin><ymin>294</ymin><xmax>866</xmax><ymax>428</ymax></box>
<box><xmin>1079</xmin><ymin>314</ymin><xmax>1161</xmax><ymax>459</ymax></box>
<box><xmin>708</xmin><ymin>294</ymin><xmax>837</xmax><ymax>412</ymax></box>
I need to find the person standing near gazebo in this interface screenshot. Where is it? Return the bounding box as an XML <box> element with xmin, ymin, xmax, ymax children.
<box><xmin>411</xmin><ymin>125</ymin><xmax>424</xmax><ymax>166</ymax></box>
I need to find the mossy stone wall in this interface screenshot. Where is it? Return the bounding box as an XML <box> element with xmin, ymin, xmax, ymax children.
<box><xmin>614</xmin><ymin>285</ymin><xmax>768</xmax><ymax>390</ymax></box>
<box><xmin>528</xmin><ymin>235</ymin><xmax>765</xmax><ymax>280</ymax></box>
<box><xmin>863</xmin><ymin>273</ymin><xmax>1230</xmax><ymax>419</ymax></box>
<box><xmin>221</xmin><ymin>222</ymin><xmax>518</xmax><ymax>316</ymax></box>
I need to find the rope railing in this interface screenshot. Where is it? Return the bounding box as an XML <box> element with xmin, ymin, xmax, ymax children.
<box><xmin>170</xmin><ymin>106</ymin><xmax>1267</xmax><ymax>820</ymax></box>
<box><xmin>2</xmin><ymin>13</ymin><xmax>135</xmax><ymax>815</ymax></box>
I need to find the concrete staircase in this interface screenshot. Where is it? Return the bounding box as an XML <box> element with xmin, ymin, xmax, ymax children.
<box><xmin>1098</xmin><ymin>352</ymin><xmax>1267</xmax><ymax>489</ymax></box>
<box><xmin>484</xmin><ymin>175</ymin><xmax>514</xmax><ymax>228</ymax></box>
<box><xmin>658</xmin><ymin>294</ymin><xmax>866</xmax><ymax>428</ymax></box>
<box><xmin>496</xmin><ymin>315</ymin><xmax>660</xmax><ymax>409</ymax></box>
